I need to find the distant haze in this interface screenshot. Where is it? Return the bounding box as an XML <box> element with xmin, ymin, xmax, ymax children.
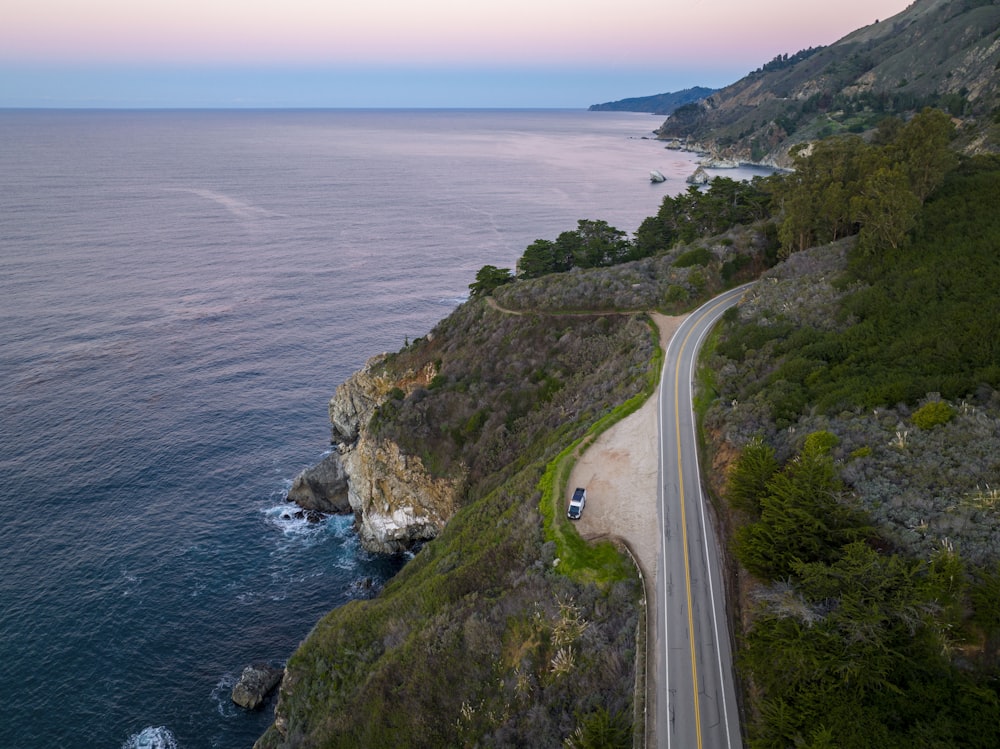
<box><xmin>2</xmin><ymin>0</ymin><xmax>911</xmax><ymax>107</ymax></box>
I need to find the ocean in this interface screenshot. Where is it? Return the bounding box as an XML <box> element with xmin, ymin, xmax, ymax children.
<box><xmin>0</xmin><ymin>108</ymin><xmax>765</xmax><ymax>748</ymax></box>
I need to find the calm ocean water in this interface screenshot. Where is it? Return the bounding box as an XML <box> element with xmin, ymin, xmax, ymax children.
<box><xmin>0</xmin><ymin>109</ymin><xmax>763</xmax><ymax>748</ymax></box>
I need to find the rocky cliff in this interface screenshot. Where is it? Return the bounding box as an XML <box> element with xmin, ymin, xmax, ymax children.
<box><xmin>289</xmin><ymin>352</ymin><xmax>465</xmax><ymax>553</ymax></box>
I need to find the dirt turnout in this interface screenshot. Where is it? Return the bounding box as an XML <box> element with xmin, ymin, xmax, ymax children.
<box><xmin>568</xmin><ymin>313</ymin><xmax>687</xmax><ymax>581</ymax></box>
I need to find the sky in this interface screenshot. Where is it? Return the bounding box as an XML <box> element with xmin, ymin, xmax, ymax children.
<box><xmin>1</xmin><ymin>0</ymin><xmax>914</xmax><ymax>108</ymax></box>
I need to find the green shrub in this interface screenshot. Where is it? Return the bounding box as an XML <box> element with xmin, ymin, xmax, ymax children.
<box><xmin>803</xmin><ymin>430</ymin><xmax>839</xmax><ymax>455</ymax></box>
<box><xmin>674</xmin><ymin>247</ymin><xmax>713</xmax><ymax>268</ymax></box>
<box><xmin>911</xmin><ymin>400</ymin><xmax>956</xmax><ymax>429</ymax></box>
<box><xmin>663</xmin><ymin>285</ymin><xmax>689</xmax><ymax>306</ymax></box>
<box><xmin>726</xmin><ymin>436</ymin><xmax>779</xmax><ymax>516</ymax></box>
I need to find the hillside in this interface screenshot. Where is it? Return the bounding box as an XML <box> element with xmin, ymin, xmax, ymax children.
<box><xmin>251</xmin><ymin>4</ymin><xmax>1000</xmax><ymax>740</ymax></box>
<box><xmin>255</xmin><ymin>229</ymin><xmax>775</xmax><ymax>748</ymax></box>
<box><xmin>701</xmin><ymin>153</ymin><xmax>1000</xmax><ymax>746</ymax></box>
<box><xmin>588</xmin><ymin>86</ymin><xmax>716</xmax><ymax>114</ymax></box>
<box><xmin>657</xmin><ymin>0</ymin><xmax>1000</xmax><ymax>166</ymax></box>
<box><xmin>255</xmin><ymin>123</ymin><xmax>1000</xmax><ymax>744</ymax></box>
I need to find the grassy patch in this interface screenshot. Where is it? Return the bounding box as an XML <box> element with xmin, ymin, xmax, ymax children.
<box><xmin>540</xmin><ymin>317</ymin><xmax>663</xmax><ymax>585</ymax></box>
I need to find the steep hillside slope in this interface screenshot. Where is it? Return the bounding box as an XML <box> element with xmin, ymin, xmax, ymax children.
<box><xmin>658</xmin><ymin>0</ymin><xmax>1000</xmax><ymax>166</ymax></box>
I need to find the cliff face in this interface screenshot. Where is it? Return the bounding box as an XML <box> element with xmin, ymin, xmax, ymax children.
<box><xmin>292</xmin><ymin>353</ymin><xmax>464</xmax><ymax>554</ymax></box>
<box><xmin>342</xmin><ymin>431</ymin><xmax>464</xmax><ymax>552</ymax></box>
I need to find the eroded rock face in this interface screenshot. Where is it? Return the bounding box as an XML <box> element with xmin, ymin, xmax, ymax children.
<box><xmin>289</xmin><ymin>352</ymin><xmax>464</xmax><ymax>553</ymax></box>
<box><xmin>328</xmin><ymin>354</ymin><xmax>396</xmax><ymax>447</ymax></box>
<box><xmin>343</xmin><ymin>432</ymin><xmax>464</xmax><ymax>553</ymax></box>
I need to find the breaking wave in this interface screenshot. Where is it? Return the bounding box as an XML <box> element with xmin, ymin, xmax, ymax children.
<box><xmin>121</xmin><ymin>726</ymin><xmax>177</xmax><ymax>749</ymax></box>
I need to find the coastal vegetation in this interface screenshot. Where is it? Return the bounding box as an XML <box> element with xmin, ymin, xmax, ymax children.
<box><xmin>702</xmin><ymin>141</ymin><xmax>1000</xmax><ymax>743</ymax></box>
<box><xmin>258</xmin><ymin>168</ymin><xmax>776</xmax><ymax>747</ymax></box>
<box><xmin>259</xmin><ymin>302</ymin><xmax>652</xmax><ymax>748</ymax></box>
<box><xmin>261</xmin><ymin>93</ymin><xmax>1000</xmax><ymax>746</ymax></box>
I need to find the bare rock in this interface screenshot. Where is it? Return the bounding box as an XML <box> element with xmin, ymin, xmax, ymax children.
<box><xmin>321</xmin><ymin>352</ymin><xmax>464</xmax><ymax>553</ymax></box>
<box><xmin>343</xmin><ymin>432</ymin><xmax>464</xmax><ymax>553</ymax></box>
<box><xmin>232</xmin><ymin>663</ymin><xmax>284</xmax><ymax>710</ymax></box>
<box><xmin>686</xmin><ymin>166</ymin><xmax>710</xmax><ymax>184</ymax></box>
<box><xmin>328</xmin><ymin>353</ymin><xmax>395</xmax><ymax>446</ymax></box>
<box><xmin>286</xmin><ymin>451</ymin><xmax>351</xmax><ymax>514</ymax></box>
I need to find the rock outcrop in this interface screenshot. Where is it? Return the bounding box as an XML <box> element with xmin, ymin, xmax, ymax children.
<box><xmin>328</xmin><ymin>354</ymin><xmax>397</xmax><ymax>446</ymax></box>
<box><xmin>686</xmin><ymin>166</ymin><xmax>710</xmax><ymax>185</ymax></box>
<box><xmin>344</xmin><ymin>431</ymin><xmax>464</xmax><ymax>552</ymax></box>
<box><xmin>232</xmin><ymin>664</ymin><xmax>283</xmax><ymax>710</ymax></box>
<box><xmin>286</xmin><ymin>451</ymin><xmax>350</xmax><ymax>515</ymax></box>
<box><xmin>289</xmin><ymin>353</ymin><xmax>465</xmax><ymax>553</ymax></box>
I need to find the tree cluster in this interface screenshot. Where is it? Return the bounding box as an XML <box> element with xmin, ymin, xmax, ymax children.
<box><xmin>728</xmin><ymin>437</ymin><xmax>1000</xmax><ymax>748</ymax></box>
<box><xmin>716</xmin><ymin>152</ymin><xmax>1000</xmax><ymax>425</ymax></box>
<box><xmin>633</xmin><ymin>176</ymin><xmax>773</xmax><ymax>257</ymax></box>
<box><xmin>774</xmin><ymin>108</ymin><xmax>957</xmax><ymax>257</ymax></box>
<box><xmin>753</xmin><ymin>46</ymin><xmax>821</xmax><ymax>75</ymax></box>
<box><xmin>516</xmin><ymin>219</ymin><xmax>632</xmax><ymax>279</ymax></box>
<box><xmin>470</xmin><ymin>177</ymin><xmax>775</xmax><ymax>297</ymax></box>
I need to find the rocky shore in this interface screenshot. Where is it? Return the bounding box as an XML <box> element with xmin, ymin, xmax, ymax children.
<box><xmin>285</xmin><ymin>353</ymin><xmax>465</xmax><ymax>553</ymax></box>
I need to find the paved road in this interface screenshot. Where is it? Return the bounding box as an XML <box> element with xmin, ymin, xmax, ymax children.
<box><xmin>653</xmin><ymin>285</ymin><xmax>747</xmax><ymax>749</ymax></box>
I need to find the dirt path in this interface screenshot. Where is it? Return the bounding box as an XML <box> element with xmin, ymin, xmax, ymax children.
<box><xmin>568</xmin><ymin>312</ymin><xmax>687</xmax><ymax>581</ymax></box>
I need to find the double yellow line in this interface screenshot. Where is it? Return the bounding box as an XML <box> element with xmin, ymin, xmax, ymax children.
<box><xmin>669</xmin><ymin>292</ymin><xmax>737</xmax><ymax>749</ymax></box>
<box><xmin>673</xmin><ymin>313</ymin><xmax>703</xmax><ymax>749</ymax></box>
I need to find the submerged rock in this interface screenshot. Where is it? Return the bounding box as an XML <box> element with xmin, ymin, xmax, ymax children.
<box><xmin>232</xmin><ymin>664</ymin><xmax>284</xmax><ymax>710</ymax></box>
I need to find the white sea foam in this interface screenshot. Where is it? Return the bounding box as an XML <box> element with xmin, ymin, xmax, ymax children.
<box><xmin>210</xmin><ymin>673</ymin><xmax>240</xmax><ymax>718</ymax></box>
<box><xmin>121</xmin><ymin>726</ymin><xmax>177</xmax><ymax>749</ymax></box>
<box><xmin>261</xmin><ymin>502</ymin><xmax>328</xmax><ymax>539</ymax></box>
<box><xmin>120</xmin><ymin>569</ymin><xmax>142</xmax><ymax>597</ymax></box>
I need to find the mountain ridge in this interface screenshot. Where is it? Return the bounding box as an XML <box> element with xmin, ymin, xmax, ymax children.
<box><xmin>655</xmin><ymin>0</ymin><xmax>1000</xmax><ymax>167</ymax></box>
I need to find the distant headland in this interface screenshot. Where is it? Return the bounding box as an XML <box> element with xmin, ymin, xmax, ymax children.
<box><xmin>588</xmin><ymin>86</ymin><xmax>717</xmax><ymax>115</ymax></box>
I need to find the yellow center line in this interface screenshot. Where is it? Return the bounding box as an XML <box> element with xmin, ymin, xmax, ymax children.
<box><xmin>671</xmin><ymin>291</ymin><xmax>735</xmax><ymax>749</ymax></box>
<box><xmin>674</xmin><ymin>318</ymin><xmax>703</xmax><ymax>749</ymax></box>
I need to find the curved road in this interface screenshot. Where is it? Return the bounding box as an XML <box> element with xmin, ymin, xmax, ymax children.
<box><xmin>653</xmin><ymin>285</ymin><xmax>748</xmax><ymax>749</ymax></box>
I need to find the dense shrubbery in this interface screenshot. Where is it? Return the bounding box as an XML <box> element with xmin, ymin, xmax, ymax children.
<box><xmin>727</xmin><ymin>439</ymin><xmax>1000</xmax><ymax>748</ymax></box>
<box><xmin>702</xmin><ymin>142</ymin><xmax>1000</xmax><ymax>744</ymax></box>
<box><xmin>718</xmin><ymin>154</ymin><xmax>1000</xmax><ymax>426</ymax></box>
<box><xmin>372</xmin><ymin>301</ymin><xmax>654</xmax><ymax>485</ymax></box>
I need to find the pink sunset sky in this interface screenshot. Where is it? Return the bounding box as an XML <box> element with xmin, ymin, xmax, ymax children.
<box><xmin>2</xmin><ymin>0</ymin><xmax>913</xmax><ymax>107</ymax></box>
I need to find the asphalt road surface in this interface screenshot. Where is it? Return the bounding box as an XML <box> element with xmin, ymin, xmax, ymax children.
<box><xmin>654</xmin><ymin>285</ymin><xmax>748</xmax><ymax>749</ymax></box>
